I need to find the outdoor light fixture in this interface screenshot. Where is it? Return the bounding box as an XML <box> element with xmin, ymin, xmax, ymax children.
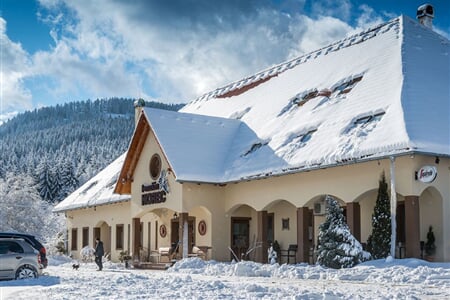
<box><xmin>173</xmin><ymin>212</ymin><xmax>178</xmax><ymax>219</ymax></box>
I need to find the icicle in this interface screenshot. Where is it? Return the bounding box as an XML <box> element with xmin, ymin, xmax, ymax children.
<box><xmin>389</xmin><ymin>156</ymin><xmax>397</xmax><ymax>258</ymax></box>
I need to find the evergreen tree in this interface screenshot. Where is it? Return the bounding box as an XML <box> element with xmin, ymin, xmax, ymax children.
<box><xmin>37</xmin><ymin>161</ymin><xmax>56</xmax><ymax>202</ymax></box>
<box><xmin>57</xmin><ymin>160</ymin><xmax>79</xmax><ymax>201</ymax></box>
<box><xmin>367</xmin><ymin>172</ymin><xmax>391</xmax><ymax>259</ymax></box>
<box><xmin>316</xmin><ymin>195</ymin><xmax>371</xmax><ymax>269</ymax></box>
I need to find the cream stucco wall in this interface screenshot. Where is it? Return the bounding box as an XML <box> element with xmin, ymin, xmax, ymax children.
<box><xmin>64</xmin><ymin>153</ymin><xmax>450</xmax><ymax>262</ymax></box>
<box><xmin>66</xmin><ymin>201</ymin><xmax>131</xmax><ymax>262</ymax></box>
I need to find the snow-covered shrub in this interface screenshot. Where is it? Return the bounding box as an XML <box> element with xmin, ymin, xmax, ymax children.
<box><xmin>80</xmin><ymin>246</ymin><xmax>95</xmax><ymax>262</ymax></box>
<box><xmin>367</xmin><ymin>172</ymin><xmax>391</xmax><ymax>259</ymax></box>
<box><xmin>316</xmin><ymin>195</ymin><xmax>371</xmax><ymax>269</ymax></box>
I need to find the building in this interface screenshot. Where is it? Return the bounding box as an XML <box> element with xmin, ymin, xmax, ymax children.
<box><xmin>54</xmin><ymin>13</ymin><xmax>450</xmax><ymax>263</ymax></box>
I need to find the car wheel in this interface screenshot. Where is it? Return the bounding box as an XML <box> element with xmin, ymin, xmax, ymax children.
<box><xmin>15</xmin><ymin>265</ymin><xmax>37</xmax><ymax>280</ymax></box>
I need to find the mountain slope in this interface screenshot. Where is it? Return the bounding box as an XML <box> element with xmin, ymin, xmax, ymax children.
<box><xmin>0</xmin><ymin>98</ymin><xmax>183</xmax><ymax>202</ymax></box>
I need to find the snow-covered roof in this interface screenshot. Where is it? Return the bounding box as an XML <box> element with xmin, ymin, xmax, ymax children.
<box><xmin>54</xmin><ymin>153</ymin><xmax>130</xmax><ymax>212</ymax></box>
<box><xmin>111</xmin><ymin>15</ymin><xmax>450</xmax><ymax>196</ymax></box>
<box><xmin>162</xmin><ymin>15</ymin><xmax>448</xmax><ymax>183</ymax></box>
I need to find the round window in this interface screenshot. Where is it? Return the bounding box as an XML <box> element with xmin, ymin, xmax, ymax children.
<box><xmin>149</xmin><ymin>154</ymin><xmax>162</xmax><ymax>180</ymax></box>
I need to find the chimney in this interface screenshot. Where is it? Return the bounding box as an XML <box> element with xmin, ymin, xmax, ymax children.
<box><xmin>417</xmin><ymin>4</ymin><xmax>434</xmax><ymax>29</ymax></box>
<box><xmin>133</xmin><ymin>98</ymin><xmax>145</xmax><ymax>126</ymax></box>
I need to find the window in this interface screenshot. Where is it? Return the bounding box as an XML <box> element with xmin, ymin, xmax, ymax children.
<box><xmin>82</xmin><ymin>227</ymin><xmax>89</xmax><ymax>247</ymax></box>
<box><xmin>81</xmin><ymin>181</ymin><xmax>98</xmax><ymax>194</ymax></box>
<box><xmin>299</xmin><ymin>129</ymin><xmax>316</xmax><ymax>143</ymax></box>
<box><xmin>149</xmin><ymin>154</ymin><xmax>162</xmax><ymax>180</ymax></box>
<box><xmin>332</xmin><ymin>75</ymin><xmax>363</xmax><ymax>95</ymax></box>
<box><xmin>282</xmin><ymin>218</ymin><xmax>290</xmax><ymax>230</ymax></box>
<box><xmin>71</xmin><ymin>228</ymin><xmax>78</xmax><ymax>251</ymax></box>
<box><xmin>242</xmin><ymin>141</ymin><xmax>268</xmax><ymax>157</ymax></box>
<box><xmin>0</xmin><ymin>241</ymin><xmax>24</xmax><ymax>254</ymax></box>
<box><xmin>291</xmin><ymin>89</ymin><xmax>318</xmax><ymax>106</ymax></box>
<box><xmin>280</xmin><ymin>129</ymin><xmax>317</xmax><ymax>157</ymax></box>
<box><xmin>345</xmin><ymin>112</ymin><xmax>385</xmax><ymax>134</ymax></box>
<box><xmin>116</xmin><ymin>224</ymin><xmax>124</xmax><ymax>250</ymax></box>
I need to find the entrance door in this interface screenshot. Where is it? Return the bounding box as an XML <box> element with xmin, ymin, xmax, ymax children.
<box><xmin>171</xmin><ymin>217</ymin><xmax>196</xmax><ymax>254</ymax></box>
<box><xmin>231</xmin><ymin>217</ymin><xmax>250</xmax><ymax>260</ymax></box>
<box><xmin>396</xmin><ymin>202</ymin><xmax>406</xmax><ymax>258</ymax></box>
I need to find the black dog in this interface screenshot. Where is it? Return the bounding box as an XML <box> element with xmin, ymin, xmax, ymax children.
<box><xmin>72</xmin><ymin>263</ymin><xmax>80</xmax><ymax>270</ymax></box>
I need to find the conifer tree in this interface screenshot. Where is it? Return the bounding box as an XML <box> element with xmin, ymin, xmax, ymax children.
<box><xmin>37</xmin><ymin>161</ymin><xmax>56</xmax><ymax>202</ymax></box>
<box><xmin>316</xmin><ymin>195</ymin><xmax>371</xmax><ymax>268</ymax></box>
<box><xmin>367</xmin><ymin>172</ymin><xmax>391</xmax><ymax>259</ymax></box>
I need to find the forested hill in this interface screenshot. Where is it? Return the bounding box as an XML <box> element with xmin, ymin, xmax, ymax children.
<box><xmin>0</xmin><ymin>98</ymin><xmax>183</xmax><ymax>203</ymax></box>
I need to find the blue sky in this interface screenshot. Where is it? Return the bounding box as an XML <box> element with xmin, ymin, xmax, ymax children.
<box><xmin>0</xmin><ymin>0</ymin><xmax>449</xmax><ymax>123</ymax></box>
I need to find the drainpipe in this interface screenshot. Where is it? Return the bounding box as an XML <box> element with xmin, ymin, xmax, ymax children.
<box><xmin>390</xmin><ymin>156</ymin><xmax>397</xmax><ymax>258</ymax></box>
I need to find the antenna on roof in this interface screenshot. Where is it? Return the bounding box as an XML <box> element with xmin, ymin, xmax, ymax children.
<box><xmin>417</xmin><ymin>4</ymin><xmax>434</xmax><ymax>29</ymax></box>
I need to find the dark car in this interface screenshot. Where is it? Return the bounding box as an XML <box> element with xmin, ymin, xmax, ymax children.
<box><xmin>0</xmin><ymin>233</ymin><xmax>48</xmax><ymax>268</ymax></box>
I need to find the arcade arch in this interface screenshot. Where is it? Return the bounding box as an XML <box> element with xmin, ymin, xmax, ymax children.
<box><xmin>420</xmin><ymin>186</ymin><xmax>443</xmax><ymax>260</ymax></box>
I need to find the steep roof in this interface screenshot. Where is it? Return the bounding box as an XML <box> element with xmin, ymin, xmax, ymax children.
<box><xmin>112</xmin><ymin>15</ymin><xmax>449</xmax><ymax>191</ymax></box>
<box><xmin>54</xmin><ymin>153</ymin><xmax>130</xmax><ymax>212</ymax></box>
<box><xmin>170</xmin><ymin>16</ymin><xmax>449</xmax><ymax>182</ymax></box>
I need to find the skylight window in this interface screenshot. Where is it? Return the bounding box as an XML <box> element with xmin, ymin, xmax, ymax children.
<box><xmin>292</xmin><ymin>89</ymin><xmax>318</xmax><ymax>106</ymax></box>
<box><xmin>230</xmin><ymin>107</ymin><xmax>251</xmax><ymax>120</ymax></box>
<box><xmin>332</xmin><ymin>75</ymin><xmax>363</xmax><ymax>95</ymax></box>
<box><xmin>345</xmin><ymin>112</ymin><xmax>385</xmax><ymax>135</ymax></box>
<box><xmin>299</xmin><ymin>129</ymin><xmax>316</xmax><ymax>143</ymax></box>
<box><xmin>81</xmin><ymin>181</ymin><xmax>98</xmax><ymax>194</ymax></box>
<box><xmin>278</xmin><ymin>129</ymin><xmax>317</xmax><ymax>159</ymax></box>
<box><xmin>242</xmin><ymin>141</ymin><xmax>269</xmax><ymax>157</ymax></box>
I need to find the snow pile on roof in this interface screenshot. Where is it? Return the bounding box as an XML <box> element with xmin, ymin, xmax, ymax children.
<box><xmin>53</xmin><ymin>153</ymin><xmax>129</xmax><ymax>212</ymax></box>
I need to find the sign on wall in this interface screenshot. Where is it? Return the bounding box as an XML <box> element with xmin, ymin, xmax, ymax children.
<box><xmin>141</xmin><ymin>169</ymin><xmax>170</xmax><ymax>206</ymax></box>
<box><xmin>417</xmin><ymin>165</ymin><xmax>437</xmax><ymax>183</ymax></box>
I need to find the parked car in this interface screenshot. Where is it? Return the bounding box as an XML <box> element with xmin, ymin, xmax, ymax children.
<box><xmin>0</xmin><ymin>232</ymin><xmax>48</xmax><ymax>268</ymax></box>
<box><xmin>0</xmin><ymin>238</ymin><xmax>43</xmax><ymax>280</ymax></box>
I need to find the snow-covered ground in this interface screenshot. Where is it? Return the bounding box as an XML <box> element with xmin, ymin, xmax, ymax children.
<box><xmin>1</xmin><ymin>256</ymin><xmax>450</xmax><ymax>299</ymax></box>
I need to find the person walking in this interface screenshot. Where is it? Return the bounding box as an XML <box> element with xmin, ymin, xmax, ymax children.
<box><xmin>94</xmin><ymin>237</ymin><xmax>104</xmax><ymax>271</ymax></box>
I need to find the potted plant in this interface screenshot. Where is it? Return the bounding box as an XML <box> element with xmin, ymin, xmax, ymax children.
<box><xmin>119</xmin><ymin>250</ymin><xmax>132</xmax><ymax>268</ymax></box>
<box><xmin>424</xmin><ymin>226</ymin><xmax>436</xmax><ymax>261</ymax></box>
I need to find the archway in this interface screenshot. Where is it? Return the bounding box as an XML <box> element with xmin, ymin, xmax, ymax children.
<box><xmin>420</xmin><ymin>187</ymin><xmax>443</xmax><ymax>260</ymax></box>
<box><xmin>262</xmin><ymin>199</ymin><xmax>297</xmax><ymax>260</ymax></box>
<box><xmin>228</xmin><ymin>204</ymin><xmax>257</xmax><ymax>261</ymax></box>
<box><xmin>93</xmin><ymin>221</ymin><xmax>111</xmax><ymax>256</ymax></box>
<box><xmin>188</xmin><ymin>206</ymin><xmax>212</xmax><ymax>259</ymax></box>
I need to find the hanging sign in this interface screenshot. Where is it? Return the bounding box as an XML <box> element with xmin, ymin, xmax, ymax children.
<box><xmin>417</xmin><ymin>165</ymin><xmax>437</xmax><ymax>183</ymax></box>
<box><xmin>141</xmin><ymin>170</ymin><xmax>170</xmax><ymax>206</ymax></box>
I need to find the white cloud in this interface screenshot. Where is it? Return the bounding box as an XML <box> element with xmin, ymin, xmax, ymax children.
<box><xmin>0</xmin><ymin>18</ymin><xmax>33</xmax><ymax>115</ymax></box>
<box><xmin>35</xmin><ymin>0</ymin><xmax>370</xmax><ymax>103</ymax></box>
<box><xmin>1</xmin><ymin>0</ymin><xmax>393</xmax><ymax>115</ymax></box>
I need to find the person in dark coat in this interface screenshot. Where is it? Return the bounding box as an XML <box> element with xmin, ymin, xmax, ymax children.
<box><xmin>94</xmin><ymin>238</ymin><xmax>104</xmax><ymax>271</ymax></box>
